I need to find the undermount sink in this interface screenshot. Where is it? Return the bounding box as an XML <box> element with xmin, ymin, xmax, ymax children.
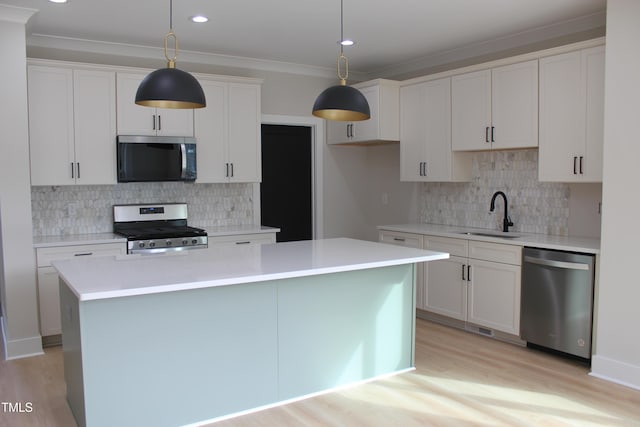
<box><xmin>458</xmin><ymin>231</ymin><xmax>522</xmax><ymax>239</ymax></box>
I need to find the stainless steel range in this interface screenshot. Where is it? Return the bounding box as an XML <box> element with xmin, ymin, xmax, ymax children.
<box><xmin>113</xmin><ymin>203</ymin><xmax>208</xmax><ymax>254</ymax></box>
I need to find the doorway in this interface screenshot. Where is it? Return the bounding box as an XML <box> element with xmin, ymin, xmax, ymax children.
<box><xmin>261</xmin><ymin>124</ymin><xmax>313</xmax><ymax>242</ymax></box>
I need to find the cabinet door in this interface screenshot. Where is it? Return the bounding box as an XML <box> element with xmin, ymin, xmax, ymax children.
<box><xmin>351</xmin><ymin>85</ymin><xmax>379</xmax><ymax>142</ymax></box>
<box><xmin>326</xmin><ymin>120</ymin><xmax>350</xmax><ymax>145</ymax></box>
<box><xmin>116</xmin><ymin>72</ymin><xmax>194</xmax><ymax>136</ymax></box>
<box><xmin>424</xmin><ymin>255</ymin><xmax>468</xmax><ymax>320</ymax></box>
<box><xmin>28</xmin><ymin>66</ymin><xmax>76</xmax><ymax>186</ymax></box>
<box><xmin>467</xmin><ymin>259</ymin><xmax>521</xmax><ymax>335</ymax></box>
<box><xmin>582</xmin><ymin>46</ymin><xmax>605</xmax><ymax>182</ymax></box>
<box><xmin>227</xmin><ymin>83</ymin><xmax>261</xmax><ymax>182</ymax></box>
<box><xmin>399</xmin><ymin>83</ymin><xmax>428</xmax><ymax>181</ymax></box>
<box><xmin>451</xmin><ymin>69</ymin><xmax>491</xmax><ymax>151</ymax></box>
<box><xmin>116</xmin><ymin>72</ymin><xmax>158</xmax><ymax>135</ymax></box>
<box><xmin>38</xmin><ymin>267</ymin><xmax>63</xmax><ymax>336</ymax></box>
<box><xmin>538</xmin><ymin>51</ymin><xmax>585</xmax><ymax>182</ymax></box>
<box><xmin>491</xmin><ymin>60</ymin><xmax>538</xmax><ymax>150</ymax></box>
<box><xmin>194</xmin><ymin>79</ymin><xmax>227</xmax><ymax>183</ymax></box>
<box><xmin>73</xmin><ymin>69</ymin><xmax>117</xmax><ymax>185</ymax></box>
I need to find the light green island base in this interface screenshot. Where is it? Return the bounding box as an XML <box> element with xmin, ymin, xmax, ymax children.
<box><xmin>60</xmin><ymin>264</ymin><xmax>416</xmax><ymax>427</ymax></box>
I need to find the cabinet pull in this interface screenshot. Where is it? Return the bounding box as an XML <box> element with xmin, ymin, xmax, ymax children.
<box><xmin>152</xmin><ymin>114</ymin><xmax>156</xmax><ymax>130</ymax></box>
<box><xmin>491</xmin><ymin>126</ymin><xmax>495</xmax><ymax>143</ymax></box>
<box><xmin>573</xmin><ymin>156</ymin><xmax>578</xmax><ymax>174</ymax></box>
<box><xmin>423</xmin><ymin>161</ymin><xmax>427</xmax><ymax>177</ymax></box>
<box><xmin>74</xmin><ymin>252</ymin><xmax>93</xmax><ymax>257</ymax></box>
<box><xmin>485</xmin><ymin>127</ymin><xmax>489</xmax><ymax>143</ymax></box>
<box><xmin>393</xmin><ymin>237</ymin><xmax>406</xmax><ymax>242</ymax></box>
<box><xmin>230</xmin><ymin>163</ymin><xmax>234</xmax><ymax>177</ymax></box>
<box><xmin>76</xmin><ymin>162</ymin><xmax>80</xmax><ymax>179</ymax></box>
<box><xmin>225</xmin><ymin>163</ymin><xmax>229</xmax><ymax>177</ymax></box>
<box><xmin>467</xmin><ymin>265</ymin><xmax>471</xmax><ymax>282</ymax></box>
<box><xmin>235</xmin><ymin>241</ymin><xmax>251</xmax><ymax>245</ymax></box>
<box><xmin>462</xmin><ymin>264</ymin><xmax>466</xmax><ymax>281</ymax></box>
<box><xmin>579</xmin><ymin>156</ymin><xmax>584</xmax><ymax>174</ymax></box>
<box><xmin>157</xmin><ymin>114</ymin><xmax>161</xmax><ymax>131</ymax></box>
<box><xmin>70</xmin><ymin>162</ymin><xmax>74</xmax><ymax>178</ymax></box>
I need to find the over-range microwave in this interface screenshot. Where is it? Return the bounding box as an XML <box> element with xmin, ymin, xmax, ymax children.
<box><xmin>117</xmin><ymin>135</ymin><xmax>197</xmax><ymax>182</ymax></box>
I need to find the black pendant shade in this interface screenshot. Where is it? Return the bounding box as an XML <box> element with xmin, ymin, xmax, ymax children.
<box><xmin>312</xmin><ymin>83</ymin><xmax>370</xmax><ymax>121</ymax></box>
<box><xmin>135</xmin><ymin>66</ymin><xmax>206</xmax><ymax>109</ymax></box>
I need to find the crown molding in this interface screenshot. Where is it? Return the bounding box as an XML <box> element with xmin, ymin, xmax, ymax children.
<box><xmin>366</xmin><ymin>10</ymin><xmax>607</xmax><ymax>80</ymax></box>
<box><xmin>0</xmin><ymin>4</ymin><xmax>37</xmax><ymax>24</ymax></box>
<box><xmin>26</xmin><ymin>33</ymin><xmax>369</xmax><ymax>81</ymax></box>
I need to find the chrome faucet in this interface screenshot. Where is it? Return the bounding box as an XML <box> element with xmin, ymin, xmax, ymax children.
<box><xmin>490</xmin><ymin>191</ymin><xmax>514</xmax><ymax>232</ymax></box>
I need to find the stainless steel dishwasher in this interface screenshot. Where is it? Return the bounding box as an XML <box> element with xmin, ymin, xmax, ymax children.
<box><xmin>521</xmin><ymin>247</ymin><xmax>595</xmax><ymax>360</ymax></box>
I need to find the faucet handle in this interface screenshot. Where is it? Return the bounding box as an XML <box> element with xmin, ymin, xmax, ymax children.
<box><xmin>507</xmin><ymin>216</ymin><xmax>514</xmax><ymax>227</ymax></box>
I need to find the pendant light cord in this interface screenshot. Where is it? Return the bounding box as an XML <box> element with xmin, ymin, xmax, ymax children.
<box><xmin>337</xmin><ymin>0</ymin><xmax>348</xmax><ymax>83</ymax></box>
<box><xmin>164</xmin><ymin>0</ymin><xmax>178</xmax><ymax>65</ymax></box>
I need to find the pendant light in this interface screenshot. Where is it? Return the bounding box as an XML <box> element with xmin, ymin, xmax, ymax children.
<box><xmin>312</xmin><ymin>0</ymin><xmax>370</xmax><ymax>121</ymax></box>
<box><xmin>135</xmin><ymin>0</ymin><xmax>206</xmax><ymax>109</ymax></box>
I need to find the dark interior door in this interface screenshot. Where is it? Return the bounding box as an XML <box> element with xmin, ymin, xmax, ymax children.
<box><xmin>261</xmin><ymin>124</ymin><xmax>313</xmax><ymax>242</ymax></box>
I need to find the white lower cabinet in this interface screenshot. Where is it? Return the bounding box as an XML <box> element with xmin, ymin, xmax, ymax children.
<box><xmin>380</xmin><ymin>230</ymin><xmax>522</xmax><ymax>336</ymax></box>
<box><xmin>36</xmin><ymin>243</ymin><xmax>126</xmax><ymax>337</ymax></box>
<box><xmin>207</xmin><ymin>233</ymin><xmax>276</xmax><ymax>247</ymax></box>
<box><xmin>378</xmin><ymin>231</ymin><xmax>426</xmax><ymax>309</ymax></box>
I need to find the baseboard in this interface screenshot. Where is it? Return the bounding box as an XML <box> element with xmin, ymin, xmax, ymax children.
<box><xmin>1</xmin><ymin>316</ymin><xmax>44</xmax><ymax>360</ymax></box>
<box><xmin>590</xmin><ymin>354</ymin><xmax>640</xmax><ymax>391</ymax></box>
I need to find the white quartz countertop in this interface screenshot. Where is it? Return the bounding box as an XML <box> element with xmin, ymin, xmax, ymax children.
<box><xmin>33</xmin><ymin>226</ymin><xmax>279</xmax><ymax>248</ymax></box>
<box><xmin>33</xmin><ymin>233</ymin><xmax>127</xmax><ymax>248</ymax></box>
<box><xmin>53</xmin><ymin>238</ymin><xmax>448</xmax><ymax>301</ymax></box>
<box><xmin>378</xmin><ymin>224</ymin><xmax>600</xmax><ymax>254</ymax></box>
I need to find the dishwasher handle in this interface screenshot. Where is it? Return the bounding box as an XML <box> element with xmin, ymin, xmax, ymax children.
<box><xmin>524</xmin><ymin>256</ymin><xmax>590</xmax><ymax>271</ymax></box>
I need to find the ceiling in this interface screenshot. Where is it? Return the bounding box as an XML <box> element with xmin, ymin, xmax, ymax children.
<box><xmin>1</xmin><ymin>0</ymin><xmax>606</xmax><ymax>78</ymax></box>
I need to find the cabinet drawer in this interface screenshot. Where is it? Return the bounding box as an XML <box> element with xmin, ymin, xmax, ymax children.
<box><xmin>424</xmin><ymin>235</ymin><xmax>468</xmax><ymax>257</ymax></box>
<box><xmin>36</xmin><ymin>243</ymin><xmax>125</xmax><ymax>267</ymax></box>
<box><xmin>468</xmin><ymin>241</ymin><xmax>521</xmax><ymax>265</ymax></box>
<box><xmin>208</xmin><ymin>233</ymin><xmax>276</xmax><ymax>246</ymax></box>
<box><xmin>379</xmin><ymin>231</ymin><xmax>423</xmax><ymax>249</ymax></box>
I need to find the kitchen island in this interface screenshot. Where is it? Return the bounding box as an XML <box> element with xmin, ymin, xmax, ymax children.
<box><xmin>53</xmin><ymin>238</ymin><xmax>447</xmax><ymax>427</ymax></box>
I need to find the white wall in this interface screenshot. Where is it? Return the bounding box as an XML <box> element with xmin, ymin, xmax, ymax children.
<box><xmin>0</xmin><ymin>6</ymin><xmax>42</xmax><ymax>359</ymax></box>
<box><xmin>591</xmin><ymin>0</ymin><xmax>640</xmax><ymax>390</ymax></box>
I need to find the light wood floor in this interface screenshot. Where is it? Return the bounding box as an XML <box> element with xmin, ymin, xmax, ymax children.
<box><xmin>2</xmin><ymin>319</ymin><xmax>639</xmax><ymax>426</ymax></box>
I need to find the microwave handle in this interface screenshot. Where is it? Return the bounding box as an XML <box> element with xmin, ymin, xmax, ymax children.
<box><xmin>180</xmin><ymin>143</ymin><xmax>187</xmax><ymax>179</ymax></box>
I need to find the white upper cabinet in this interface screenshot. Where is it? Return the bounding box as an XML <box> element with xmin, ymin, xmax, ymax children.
<box><xmin>539</xmin><ymin>45</ymin><xmax>605</xmax><ymax>182</ymax></box>
<box><xmin>326</xmin><ymin>79</ymin><xmax>399</xmax><ymax>145</ymax></box>
<box><xmin>400</xmin><ymin>78</ymin><xmax>471</xmax><ymax>182</ymax></box>
<box><xmin>195</xmin><ymin>79</ymin><xmax>262</xmax><ymax>183</ymax></box>
<box><xmin>452</xmin><ymin>60</ymin><xmax>538</xmax><ymax>151</ymax></box>
<box><xmin>116</xmin><ymin>72</ymin><xmax>194</xmax><ymax>137</ymax></box>
<box><xmin>28</xmin><ymin>64</ymin><xmax>117</xmax><ymax>186</ymax></box>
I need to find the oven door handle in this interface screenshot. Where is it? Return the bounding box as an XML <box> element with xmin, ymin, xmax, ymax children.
<box><xmin>524</xmin><ymin>256</ymin><xmax>590</xmax><ymax>271</ymax></box>
<box><xmin>180</xmin><ymin>143</ymin><xmax>187</xmax><ymax>179</ymax></box>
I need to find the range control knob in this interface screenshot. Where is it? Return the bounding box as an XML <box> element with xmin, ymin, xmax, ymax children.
<box><xmin>192</xmin><ymin>239</ymin><xmax>198</xmax><ymax>244</ymax></box>
<box><xmin>149</xmin><ymin>242</ymin><xmax>156</xmax><ymax>248</ymax></box>
<box><xmin>182</xmin><ymin>239</ymin><xmax>189</xmax><ymax>245</ymax></box>
<box><xmin>166</xmin><ymin>240</ymin><xmax>172</xmax><ymax>246</ymax></box>
<box><xmin>138</xmin><ymin>242</ymin><xmax>145</xmax><ymax>248</ymax></box>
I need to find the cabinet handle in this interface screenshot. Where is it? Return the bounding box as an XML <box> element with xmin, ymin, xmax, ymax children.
<box><xmin>467</xmin><ymin>265</ymin><xmax>471</xmax><ymax>282</ymax></box>
<box><xmin>393</xmin><ymin>237</ymin><xmax>406</xmax><ymax>242</ymax></box>
<box><xmin>157</xmin><ymin>115</ymin><xmax>161</xmax><ymax>131</ymax></box>
<box><xmin>485</xmin><ymin>127</ymin><xmax>489</xmax><ymax>143</ymax></box>
<box><xmin>152</xmin><ymin>114</ymin><xmax>156</xmax><ymax>130</ymax></box>
<box><xmin>235</xmin><ymin>241</ymin><xmax>251</xmax><ymax>245</ymax></box>
<box><xmin>74</xmin><ymin>252</ymin><xmax>93</xmax><ymax>257</ymax></box>
<box><xmin>225</xmin><ymin>163</ymin><xmax>229</xmax><ymax>177</ymax></box>
<box><xmin>423</xmin><ymin>161</ymin><xmax>427</xmax><ymax>177</ymax></box>
<box><xmin>230</xmin><ymin>163</ymin><xmax>234</xmax><ymax>177</ymax></box>
<box><xmin>579</xmin><ymin>156</ymin><xmax>584</xmax><ymax>174</ymax></box>
<box><xmin>462</xmin><ymin>264</ymin><xmax>466</xmax><ymax>281</ymax></box>
<box><xmin>70</xmin><ymin>162</ymin><xmax>74</xmax><ymax>178</ymax></box>
<box><xmin>573</xmin><ymin>156</ymin><xmax>578</xmax><ymax>174</ymax></box>
<box><xmin>491</xmin><ymin>126</ymin><xmax>495</xmax><ymax>143</ymax></box>
<box><xmin>76</xmin><ymin>162</ymin><xmax>80</xmax><ymax>179</ymax></box>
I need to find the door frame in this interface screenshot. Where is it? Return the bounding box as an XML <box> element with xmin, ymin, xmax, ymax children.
<box><xmin>257</xmin><ymin>114</ymin><xmax>324</xmax><ymax>240</ymax></box>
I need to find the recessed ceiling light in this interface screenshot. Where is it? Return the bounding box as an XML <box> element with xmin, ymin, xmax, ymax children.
<box><xmin>190</xmin><ymin>15</ymin><xmax>209</xmax><ymax>23</ymax></box>
<box><xmin>49</xmin><ymin>0</ymin><xmax>68</xmax><ymax>3</ymax></box>
<box><xmin>339</xmin><ymin>39</ymin><xmax>355</xmax><ymax>46</ymax></box>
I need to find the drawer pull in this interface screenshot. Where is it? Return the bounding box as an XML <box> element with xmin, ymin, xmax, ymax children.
<box><xmin>74</xmin><ymin>252</ymin><xmax>93</xmax><ymax>257</ymax></box>
<box><xmin>235</xmin><ymin>241</ymin><xmax>251</xmax><ymax>245</ymax></box>
<box><xmin>393</xmin><ymin>237</ymin><xmax>406</xmax><ymax>242</ymax></box>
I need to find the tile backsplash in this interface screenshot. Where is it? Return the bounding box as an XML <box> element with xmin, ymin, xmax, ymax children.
<box><xmin>420</xmin><ymin>149</ymin><xmax>579</xmax><ymax>236</ymax></box>
<box><xmin>31</xmin><ymin>182</ymin><xmax>254</xmax><ymax>236</ymax></box>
